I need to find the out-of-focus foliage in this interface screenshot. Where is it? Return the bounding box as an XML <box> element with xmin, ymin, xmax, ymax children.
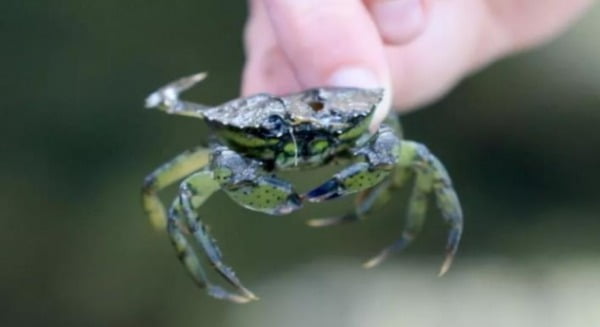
<box><xmin>1</xmin><ymin>1</ymin><xmax>599</xmax><ymax>326</ymax></box>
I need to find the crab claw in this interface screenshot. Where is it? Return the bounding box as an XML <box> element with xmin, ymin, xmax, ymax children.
<box><xmin>272</xmin><ymin>193</ymin><xmax>303</xmax><ymax>215</ymax></box>
<box><xmin>304</xmin><ymin>179</ymin><xmax>344</xmax><ymax>202</ymax></box>
<box><xmin>145</xmin><ymin>72</ymin><xmax>208</xmax><ymax>109</ymax></box>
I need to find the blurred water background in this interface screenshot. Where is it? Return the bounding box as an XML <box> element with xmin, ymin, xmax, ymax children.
<box><xmin>1</xmin><ymin>1</ymin><xmax>599</xmax><ymax>326</ymax></box>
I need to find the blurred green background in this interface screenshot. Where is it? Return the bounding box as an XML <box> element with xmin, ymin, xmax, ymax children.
<box><xmin>2</xmin><ymin>1</ymin><xmax>600</xmax><ymax>326</ymax></box>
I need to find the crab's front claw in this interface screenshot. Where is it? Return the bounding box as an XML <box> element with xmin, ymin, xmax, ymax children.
<box><xmin>306</xmin><ymin>162</ymin><xmax>391</xmax><ymax>204</ymax></box>
<box><xmin>145</xmin><ymin>72</ymin><xmax>207</xmax><ymax>110</ymax></box>
<box><xmin>304</xmin><ymin>179</ymin><xmax>345</xmax><ymax>202</ymax></box>
<box><xmin>272</xmin><ymin>193</ymin><xmax>303</xmax><ymax>215</ymax></box>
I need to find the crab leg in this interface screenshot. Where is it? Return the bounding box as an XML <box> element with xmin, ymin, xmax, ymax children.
<box><xmin>168</xmin><ymin>205</ymin><xmax>253</xmax><ymax>303</ymax></box>
<box><xmin>363</xmin><ymin>171</ymin><xmax>431</xmax><ymax>268</ymax></box>
<box><xmin>144</xmin><ymin>72</ymin><xmax>211</xmax><ymax>119</ymax></box>
<box><xmin>305</xmin><ymin>129</ymin><xmax>463</xmax><ymax>274</ymax></box>
<box><xmin>169</xmin><ymin>170</ymin><xmax>258</xmax><ymax>303</ymax></box>
<box><xmin>377</xmin><ymin>141</ymin><xmax>463</xmax><ymax>275</ymax></box>
<box><xmin>142</xmin><ymin>147</ymin><xmax>211</xmax><ymax>229</ymax></box>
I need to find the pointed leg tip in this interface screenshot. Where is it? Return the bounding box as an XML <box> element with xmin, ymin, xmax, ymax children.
<box><xmin>241</xmin><ymin>289</ymin><xmax>260</xmax><ymax>301</ymax></box>
<box><xmin>306</xmin><ymin>219</ymin><xmax>326</xmax><ymax>228</ymax></box>
<box><xmin>362</xmin><ymin>260</ymin><xmax>377</xmax><ymax>269</ymax></box>
<box><xmin>437</xmin><ymin>267</ymin><xmax>448</xmax><ymax>277</ymax></box>
<box><xmin>191</xmin><ymin>72</ymin><xmax>208</xmax><ymax>81</ymax></box>
<box><xmin>209</xmin><ymin>286</ymin><xmax>258</xmax><ymax>304</ymax></box>
<box><xmin>232</xmin><ymin>295</ymin><xmax>259</xmax><ymax>304</ymax></box>
<box><xmin>306</xmin><ymin>217</ymin><xmax>337</xmax><ymax>228</ymax></box>
<box><xmin>437</xmin><ymin>254</ymin><xmax>455</xmax><ymax>277</ymax></box>
<box><xmin>229</xmin><ymin>295</ymin><xmax>254</xmax><ymax>304</ymax></box>
<box><xmin>307</xmin><ymin>213</ymin><xmax>357</xmax><ymax>228</ymax></box>
<box><xmin>222</xmin><ymin>288</ymin><xmax>259</xmax><ymax>304</ymax></box>
<box><xmin>363</xmin><ymin>254</ymin><xmax>385</xmax><ymax>269</ymax></box>
<box><xmin>145</xmin><ymin>92</ymin><xmax>163</xmax><ymax>109</ymax></box>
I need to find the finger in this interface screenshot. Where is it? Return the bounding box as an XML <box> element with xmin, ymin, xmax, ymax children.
<box><xmin>385</xmin><ymin>1</ymin><xmax>485</xmax><ymax>110</ymax></box>
<box><xmin>242</xmin><ymin>0</ymin><xmax>301</xmax><ymax>95</ymax></box>
<box><xmin>365</xmin><ymin>0</ymin><xmax>429</xmax><ymax>45</ymax></box>
<box><xmin>262</xmin><ymin>0</ymin><xmax>390</xmax><ymax>88</ymax></box>
<box><xmin>386</xmin><ymin>0</ymin><xmax>595</xmax><ymax>112</ymax></box>
<box><xmin>260</xmin><ymin>0</ymin><xmax>393</xmax><ymax>131</ymax></box>
<box><xmin>383</xmin><ymin>0</ymin><xmax>518</xmax><ymax>111</ymax></box>
<box><xmin>487</xmin><ymin>0</ymin><xmax>594</xmax><ymax>51</ymax></box>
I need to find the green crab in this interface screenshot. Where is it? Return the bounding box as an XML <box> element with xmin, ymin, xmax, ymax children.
<box><xmin>142</xmin><ymin>73</ymin><xmax>463</xmax><ymax>303</ymax></box>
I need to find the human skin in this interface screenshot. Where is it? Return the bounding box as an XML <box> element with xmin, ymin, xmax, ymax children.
<box><xmin>242</xmin><ymin>0</ymin><xmax>594</xmax><ymax>131</ymax></box>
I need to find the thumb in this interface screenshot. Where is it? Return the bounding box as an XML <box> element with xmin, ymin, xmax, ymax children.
<box><xmin>262</xmin><ymin>0</ymin><xmax>392</xmax><ymax>131</ymax></box>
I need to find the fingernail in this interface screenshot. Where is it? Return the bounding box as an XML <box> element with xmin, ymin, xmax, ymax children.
<box><xmin>327</xmin><ymin>67</ymin><xmax>381</xmax><ymax>88</ymax></box>
<box><xmin>370</xmin><ymin>0</ymin><xmax>425</xmax><ymax>44</ymax></box>
<box><xmin>369</xmin><ymin>86</ymin><xmax>392</xmax><ymax>134</ymax></box>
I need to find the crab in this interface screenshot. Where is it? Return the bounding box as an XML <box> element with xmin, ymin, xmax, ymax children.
<box><xmin>141</xmin><ymin>73</ymin><xmax>463</xmax><ymax>303</ymax></box>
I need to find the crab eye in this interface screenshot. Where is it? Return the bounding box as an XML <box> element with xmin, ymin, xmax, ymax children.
<box><xmin>264</xmin><ymin>115</ymin><xmax>285</xmax><ymax>133</ymax></box>
<box><xmin>266</xmin><ymin>114</ymin><xmax>282</xmax><ymax>126</ymax></box>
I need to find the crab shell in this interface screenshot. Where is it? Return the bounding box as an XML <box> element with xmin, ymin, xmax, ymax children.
<box><xmin>202</xmin><ymin>87</ymin><xmax>384</xmax><ymax>136</ymax></box>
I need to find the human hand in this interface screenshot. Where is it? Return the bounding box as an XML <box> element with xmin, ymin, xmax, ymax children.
<box><xmin>242</xmin><ymin>0</ymin><xmax>594</xmax><ymax>131</ymax></box>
